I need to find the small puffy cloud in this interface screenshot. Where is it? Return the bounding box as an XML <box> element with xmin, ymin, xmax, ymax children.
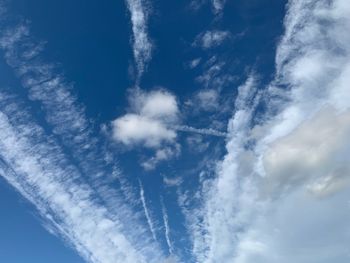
<box><xmin>113</xmin><ymin>88</ymin><xmax>179</xmax><ymax>148</ymax></box>
<box><xmin>112</xmin><ymin>88</ymin><xmax>221</xmax><ymax>169</ymax></box>
<box><xmin>196</xmin><ymin>30</ymin><xmax>230</xmax><ymax>49</ymax></box>
<box><xmin>112</xmin><ymin>88</ymin><xmax>180</xmax><ymax>169</ymax></box>
<box><xmin>131</xmin><ymin>89</ymin><xmax>179</xmax><ymax>121</ymax></box>
<box><xmin>112</xmin><ymin>114</ymin><xmax>176</xmax><ymax>148</ymax></box>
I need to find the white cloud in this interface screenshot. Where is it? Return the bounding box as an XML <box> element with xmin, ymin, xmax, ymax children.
<box><xmin>196</xmin><ymin>30</ymin><xmax>230</xmax><ymax>49</ymax></box>
<box><xmin>162</xmin><ymin>256</ymin><xmax>179</xmax><ymax>263</ymax></box>
<box><xmin>112</xmin><ymin>89</ymin><xmax>180</xmax><ymax>168</ymax></box>
<box><xmin>193</xmin><ymin>0</ymin><xmax>350</xmax><ymax>262</ymax></box>
<box><xmin>112</xmin><ymin>88</ymin><xmax>225</xmax><ymax>169</ymax></box>
<box><xmin>161</xmin><ymin>198</ymin><xmax>174</xmax><ymax>255</ymax></box>
<box><xmin>131</xmin><ymin>89</ymin><xmax>179</xmax><ymax>121</ymax></box>
<box><xmin>263</xmin><ymin>107</ymin><xmax>350</xmax><ymax>197</ymax></box>
<box><xmin>186</xmin><ymin>135</ymin><xmax>210</xmax><ymax>153</ymax></box>
<box><xmin>212</xmin><ymin>0</ymin><xmax>226</xmax><ymax>14</ymax></box>
<box><xmin>141</xmin><ymin>145</ymin><xmax>180</xmax><ymax>170</ymax></box>
<box><xmin>188</xmin><ymin>0</ymin><xmax>225</xmax><ymax>14</ymax></box>
<box><xmin>195</xmin><ymin>55</ymin><xmax>236</xmax><ymax>90</ymax></box>
<box><xmin>186</xmin><ymin>76</ymin><xmax>259</xmax><ymax>263</ymax></box>
<box><xmin>163</xmin><ymin>176</ymin><xmax>183</xmax><ymax>187</ymax></box>
<box><xmin>125</xmin><ymin>0</ymin><xmax>152</xmax><ymax>80</ymax></box>
<box><xmin>196</xmin><ymin>89</ymin><xmax>219</xmax><ymax>111</ymax></box>
<box><xmin>0</xmin><ymin>19</ymin><xmax>164</xmax><ymax>263</ymax></box>
<box><xmin>174</xmin><ymin>125</ymin><xmax>227</xmax><ymax>137</ymax></box>
<box><xmin>0</xmin><ymin>95</ymin><xmax>164</xmax><ymax>263</ymax></box>
<box><xmin>139</xmin><ymin>180</ymin><xmax>158</xmax><ymax>241</ymax></box>
<box><xmin>113</xmin><ymin>89</ymin><xmax>179</xmax><ymax>149</ymax></box>
<box><xmin>112</xmin><ymin>114</ymin><xmax>176</xmax><ymax>148</ymax></box>
<box><xmin>189</xmin><ymin>58</ymin><xmax>201</xmax><ymax>69</ymax></box>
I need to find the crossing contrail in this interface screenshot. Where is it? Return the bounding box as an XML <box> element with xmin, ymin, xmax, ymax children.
<box><xmin>173</xmin><ymin>125</ymin><xmax>227</xmax><ymax>138</ymax></box>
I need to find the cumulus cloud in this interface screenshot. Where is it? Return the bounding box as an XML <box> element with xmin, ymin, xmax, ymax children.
<box><xmin>112</xmin><ymin>89</ymin><xmax>178</xmax><ymax>148</ymax></box>
<box><xmin>112</xmin><ymin>114</ymin><xmax>176</xmax><ymax>148</ymax></box>
<box><xmin>112</xmin><ymin>88</ymin><xmax>226</xmax><ymax>168</ymax></box>
<box><xmin>130</xmin><ymin>89</ymin><xmax>179</xmax><ymax>121</ymax></box>
<box><xmin>111</xmin><ymin>89</ymin><xmax>180</xmax><ymax>168</ymax></box>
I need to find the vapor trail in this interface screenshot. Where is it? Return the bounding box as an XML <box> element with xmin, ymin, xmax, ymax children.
<box><xmin>139</xmin><ymin>180</ymin><xmax>158</xmax><ymax>242</ymax></box>
<box><xmin>173</xmin><ymin>125</ymin><xmax>227</xmax><ymax>137</ymax></box>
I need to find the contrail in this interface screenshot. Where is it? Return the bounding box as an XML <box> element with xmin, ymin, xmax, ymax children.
<box><xmin>139</xmin><ymin>180</ymin><xmax>158</xmax><ymax>242</ymax></box>
<box><xmin>0</xmin><ymin>12</ymin><xmax>164</xmax><ymax>263</ymax></box>
<box><xmin>0</xmin><ymin>100</ymin><xmax>147</xmax><ymax>263</ymax></box>
<box><xmin>173</xmin><ymin>125</ymin><xmax>227</xmax><ymax>138</ymax></box>
<box><xmin>125</xmin><ymin>0</ymin><xmax>152</xmax><ymax>82</ymax></box>
<box><xmin>0</xmin><ymin>21</ymin><xmax>139</xmax><ymax>214</ymax></box>
<box><xmin>161</xmin><ymin>197</ymin><xmax>174</xmax><ymax>255</ymax></box>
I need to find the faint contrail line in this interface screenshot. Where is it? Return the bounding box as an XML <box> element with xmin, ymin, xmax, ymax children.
<box><xmin>173</xmin><ymin>125</ymin><xmax>227</xmax><ymax>137</ymax></box>
<box><xmin>125</xmin><ymin>0</ymin><xmax>152</xmax><ymax>83</ymax></box>
<box><xmin>161</xmin><ymin>197</ymin><xmax>173</xmax><ymax>255</ymax></box>
<box><xmin>139</xmin><ymin>179</ymin><xmax>158</xmax><ymax>242</ymax></box>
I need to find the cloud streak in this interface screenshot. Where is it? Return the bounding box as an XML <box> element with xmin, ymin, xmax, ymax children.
<box><xmin>139</xmin><ymin>180</ymin><xmax>158</xmax><ymax>241</ymax></box>
<box><xmin>174</xmin><ymin>125</ymin><xmax>227</xmax><ymax>138</ymax></box>
<box><xmin>2</xmin><ymin>1</ymin><xmax>349</xmax><ymax>263</ymax></box>
<box><xmin>0</xmin><ymin>16</ymin><xmax>165</xmax><ymax>263</ymax></box>
<box><xmin>161</xmin><ymin>197</ymin><xmax>174</xmax><ymax>256</ymax></box>
<box><xmin>125</xmin><ymin>0</ymin><xmax>152</xmax><ymax>82</ymax></box>
<box><xmin>0</xmin><ymin>95</ymin><xmax>155</xmax><ymax>263</ymax></box>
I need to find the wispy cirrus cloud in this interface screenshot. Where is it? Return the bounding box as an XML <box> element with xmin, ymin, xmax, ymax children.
<box><xmin>189</xmin><ymin>76</ymin><xmax>260</xmax><ymax>262</ymax></box>
<box><xmin>212</xmin><ymin>0</ymin><xmax>226</xmax><ymax>14</ymax></box>
<box><xmin>195</xmin><ymin>30</ymin><xmax>230</xmax><ymax>50</ymax></box>
<box><xmin>125</xmin><ymin>0</ymin><xmax>152</xmax><ymax>82</ymax></box>
<box><xmin>191</xmin><ymin>0</ymin><xmax>350</xmax><ymax>262</ymax></box>
<box><xmin>0</xmin><ymin>94</ymin><xmax>162</xmax><ymax>263</ymax></box>
<box><xmin>0</xmin><ymin>15</ymin><xmax>165</xmax><ymax>263</ymax></box>
<box><xmin>188</xmin><ymin>0</ymin><xmax>226</xmax><ymax>14</ymax></box>
<box><xmin>2</xmin><ymin>1</ymin><xmax>348</xmax><ymax>263</ymax></box>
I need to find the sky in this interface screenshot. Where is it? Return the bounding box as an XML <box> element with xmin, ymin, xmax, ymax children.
<box><xmin>0</xmin><ymin>0</ymin><xmax>350</xmax><ymax>262</ymax></box>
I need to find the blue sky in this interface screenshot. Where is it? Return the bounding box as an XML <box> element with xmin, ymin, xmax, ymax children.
<box><xmin>1</xmin><ymin>0</ymin><xmax>350</xmax><ymax>262</ymax></box>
